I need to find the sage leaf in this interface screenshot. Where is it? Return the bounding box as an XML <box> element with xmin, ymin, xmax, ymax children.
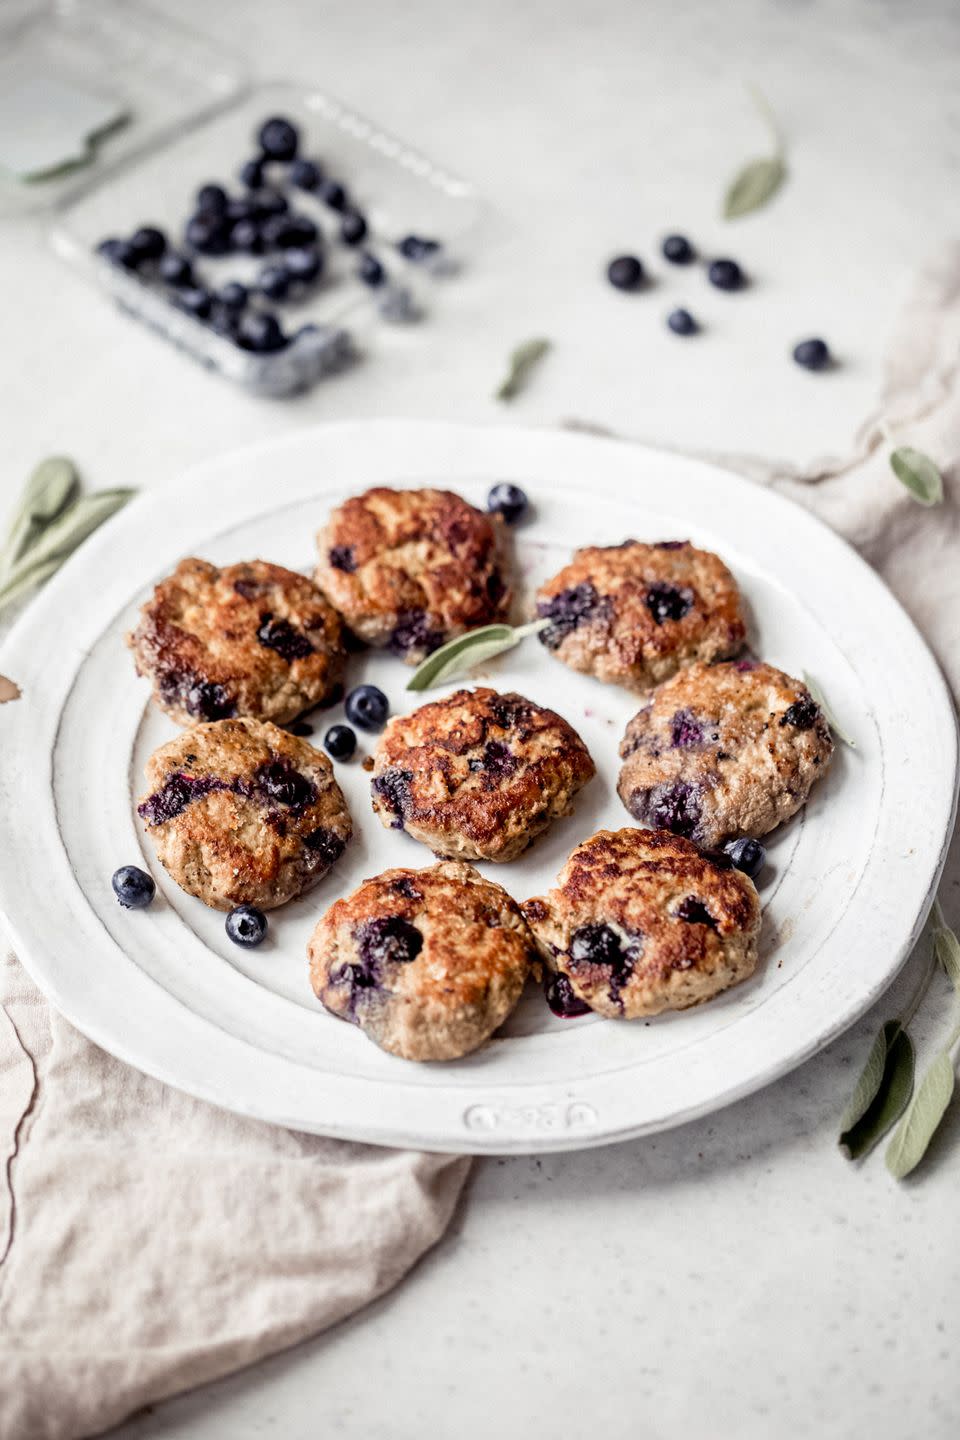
<box><xmin>724</xmin><ymin>154</ymin><xmax>787</xmax><ymax>220</ymax></box>
<box><xmin>932</xmin><ymin>901</ymin><xmax>960</xmax><ymax>992</ymax></box>
<box><xmin>839</xmin><ymin>1021</ymin><xmax>915</xmax><ymax>1160</ymax></box>
<box><xmin>885</xmin><ymin>1049</ymin><xmax>955</xmax><ymax>1179</ymax></box>
<box><xmin>407</xmin><ymin>618</ymin><xmax>548</xmax><ymax>692</ymax></box>
<box><xmin>0</xmin><ymin>456</ymin><xmax>79</xmax><ymax>577</ymax></box>
<box><xmin>495</xmin><ymin>338</ymin><xmax>551</xmax><ymax>402</ymax></box>
<box><xmin>889</xmin><ymin>447</ymin><xmax>944</xmax><ymax>507</ymax></box>
<box><xmin>0</xmin><ymin>488</ymin><xmax>134</xmax><ymax>616</ymax></box>
<box><xmin>802</xmin><ymin>671</ymin><xmax>856</xmax><ymax>748</ymax></box>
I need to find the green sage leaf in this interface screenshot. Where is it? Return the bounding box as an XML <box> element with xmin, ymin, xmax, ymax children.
<box><xmin>889</xmin><ymin>447</ymin><xmax>944</xmax><ymax>507</ymax></box>
<box><xmin>885</xmin><ymin>1049</ymin><xmax>955</xmax><ymax>1179</ymax></box>
<box><xmin>724</xmin><ymin>154</ymin><xmax>787</xmax><ymax>220</ymax></box>
<box><xmin>407</xmin><ymin>618</ymin><xmax>548</xmax><ymax>692</ymax></box>
<box><xmin>802</xmin><ymin>672</ymin><xmax>856</xmax><ymax>748</ymax></box>
<box><xmin>839</xmin><ymin>1021</ymin><xmax>914</xmax><ymax>1160</ymax></box>
<box><xmin>0</xmin><ymin>456</ymin><xmax>79</xmax><ymax>577</ymax></box>
<box><xmin>932</xmin><ymin>901</ymin><xmax>960</xmax><ymax>993</ymax></box>
<box><xmin>495</xmin><ymin>338</ymin><xmax>551</xmax><ymax>402</ymax></box>
<box><xmin>0</xmin><ymin>488</ymin><xmax>134</xmax><ymax>615</ymax></box>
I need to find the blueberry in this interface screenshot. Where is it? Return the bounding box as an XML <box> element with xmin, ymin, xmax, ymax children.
<box><xmin>345</xmin><ymin>684</ymin><xmax>389</xmax><ymax>732</ymax></box>
<box><xmin>662</xmin><ymin>234</ymin><xmax>695</xmax><ymax>264</ymax></box>
<box><xmin>230</xmin><ymin>219</ymin><xmax>264</xmax><ymax>254</ymax></box>
<box><xmin>388</xmin><ymin>610</ymin><xmax>443</xmax><ymax>657</ymax></box>
<box><xmin>793</xmin><ymin>337</ymin><xmax>831</xmax><ymax>371</ymax></box>
<box><xmin>96</xmin><ymin>237</ymin><xmax>137</xmax><ymax>269</ymax></box>
<box><xmin>357</xmin><ymin>252</ymin><xmax>385</xmax><ymax>287</ymax></box>
<box><xmin>237</xmin><ymin>311</ymin><xmax>287</xmax><ymax>353</ymax></box>
<box><xmin>319</xmin><ymin>177</ymin><xmax>348</xmax><ymax>211</ymax></box>
<box><xmin>196</xmin><ymin>183</ymin><xmax>228</xmax><ymax>215</ymax></box>
<box><xmin>290</xmin><ymin>157</ymin><xmax>321</xmax><ymax>190</ymax></box>
<box><xmin>670</xmin><ymin>709</ymin><xmax>704</xmax><ymax>747</ymax></box>
<box><xmin>537</xmin><ymin>582</ymin><xmax>609</xmax><ymax>649</ymax></box>
<box><xmin>708</xmin><ymin>258</ymin><xmax>745</xmax><ymax>291</ymax></box>
<box><xmin>357</xmin><ymin>915</ymin><xmax>422</xmax><ymax>969</ymax></box>
<box><xmin>645</xmin><ymin>581</ymin><xmax>693</xmax><ymax>624</ymax></box>
<box><xmin>645</xmin><ymin>780</ymin><xmax>702</xmax><ymax>839</ymax></box>
<box><xmin>252</xmin><ymin>188</ymin><xmax>289</xmax><ymax>218</ymax></box>
<box><xmin>607</xmin><ymin>254</ymin><xmax>645</xmax><ymax>291</ymax></box>
<box><xmin>208</xmin><ymin>302</ymin><xmax>239</xmax><ymax>337</ymax></box>
<box><xmin>258</xmin><ymin>263</ymin><xmax>291</xmax><ymax>300</ymax></box>
<box><xmin>158</xmin><ymin>251</ymin><xmax>193</xmax><ymax>286</ymax></box>
<box><xmin>129</xmin><ymin>226</ymin><xmax>166</xmax><ymax>263</ymax></box>
<box><xmin>262</xmin><ymin>214</ymin><xmax>318</xmax><ymax>250</ymax></box>
<box><xmin>570</xmin><ymin>924</ymin><xmax>623</xmax><ymax>966</ymax></box>
<box><xmin>328</xmin><ymin>544</ymin><xmax>356</xmax><ymax>572</ymax></box>
<box><xmin>283</xmin><ymin>246</ymin><xmax>323</xmax><ymax>285</ymax></box>
<box><xmin>675</xmin><ymin>896</ymin><xmax>717</xmax><ymax>929</ymax></box>
<box><xmin>176</xmin><ymin>286</ymin><xmax>213</xmax><ymax>319</ymax></box>
<box><xmin>225</xmin><ymin>904</ymin><xmax>268</xmax><ymax>948</ymax></box>
<box><xmin>486</xmin><ymin>482</ymin><xmax>528</xmax><ymax>524</ymax></box>
<box><xmin>256</xmin><ymin>614</ymin><xmax>313</xmax><ymax>660</ymax></box>
<box><xmin>226</xmin><ymin>197</ymin><xmax>257</xmax><ymax>224</ymax></box>
<box><xmin>398</xmin><ymin>234</ymin><xmax>441</xmax><ymax>261</ymax></box>
<box><xmin>324</xmin><ymin>724</ymin><xmax>357</xmax><ymax>761</ymax></box>
<box><xmin>185</xmin><ymin>214</ymin><xmax>231</xmax><ymax>255</ymax></box>
<box><xmin>371</xmin><ymin>767</ymin><xmax>412</xmax><ymax>826</ymax></box>
<box><xmin>303</xmin><ymin>827</ymin><xmax>346</xmax><ymax>866</ymax></box>
<box><xmin>723</xmin><ymin>836</ymin><xmax>766</xmax><ymax>880</ymax></box>
<box><xmin>217</xmin><ymin>281</ymin><xmax>249</xmax><ymax>311</ymax></box>
<box><xmin>258</xmin><ymin>115</ymin><xmax>299</xmax><ymax>161</ymax></box>
<box><xmin>111</xmin><ymin>865</ymin><xmax>155</xmax><ymax>909</ymax></box>
<box><xmin>667</xmin><ymin>307</ymin><xmax>698</xmax><ymax>336</ymax></box>
<box><xmin>340</xmin><ymin>210</ymin><xmax>368</xmax><ymax>245</ymax></box>
<box><xmin>254</xmin><ymin>758</ymin><xmax>317</xmax><ymax>810</ymax></box>
<box><xmin>239</xmin><ymin>157</ymin><xmax>264</xmax><ymax>189</ymax></box>
<box><xmin>544</xmin><ymin>973</ymin><xmax>592</xmax><ymax>1018</ymax></box>
<box><xmin>780</xmin><ymin>696</ymin><xmax>820</xmax><ymax>730</ymax></box>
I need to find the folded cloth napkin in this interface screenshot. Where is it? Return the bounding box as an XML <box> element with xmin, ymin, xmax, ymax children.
<box><xmin>1</xmin><ymin>246</ymin><xmax>957</xmax><ymax>1440</ymax></box>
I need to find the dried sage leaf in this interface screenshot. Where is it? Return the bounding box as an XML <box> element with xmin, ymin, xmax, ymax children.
<box><xmin>724</xmin><ymin>154</ymin><xmax>787</xmax><ymax>220</ymax></box>
<box><xmin>932</xmin><ymin>901</ymin><xmax>960</xmax><ymax>992</ymax></box>
<box><xmin>0</xmin><ymin>488</ymin><xmax>134</xmax><ymax>615</ymax></box>
<box><xmin>495</xmin><ymin>338</ymin><xmax>551</xmax><ymax>402</ymax></box>
<box><xmin>407</xmin><ymin>618</ymin><xmax>548</xmax><ymax>692</ymax></box>
<box><xmin>885</xmin><ymin>1049</ymin><xmax>956</xmax><ymax>1179</ymax></box>
<box><xmin>0</xmin><ymin>456</ymin><xmax>79</xmax><ymax>577</ymax></box>
<box><xmin>889</xmin><ymin>447</ymin><xmax>944</xmax><ymax>507</ymax></box>
<box><xmin>839</xmin><ymin>1021</ymin><xmax>915</xmax><ymax>1160</ymax></box>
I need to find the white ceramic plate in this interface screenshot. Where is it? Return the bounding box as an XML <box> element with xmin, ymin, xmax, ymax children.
<box><xmin>0</xmin><ymin>421</ymin><xmax>956</xmax><ymax>1154</ymax></box>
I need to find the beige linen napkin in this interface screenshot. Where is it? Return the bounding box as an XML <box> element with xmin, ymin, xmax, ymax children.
<box><xmin>1</xmin><ymin>245</ymin><xmax>958</xmax><ymax>1440</ymax></box>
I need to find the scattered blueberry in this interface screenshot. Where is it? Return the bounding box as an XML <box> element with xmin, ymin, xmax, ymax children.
<box><xmin>96</xmin><ymin>237</ymin><xmax>137</xmax><ymax>269</ymax></box>
<box><xmin>708</xmin><ymin>258</ymin><xmax>745</xmax><ymax>291</ymax></box>
<box><xmin>357</xmin><ymin>252</ymin><xmax>385</xmax><ymax>288</ymax></box>
<box><xmin>175</xmin><ymin>286</ymin><xmax>213</xmax><ymax>319</ymax></box>
<box><xmin>111</xmin><ymin>865</ymin><xmax>155</xmax><ymax>909</ymax></box>
<box><xmin>486</xmin><ymin>482</ymin><xmax>528</xmax><ymax>524</ymax></box>
<box><xmin>237</xmin><ymin>311</ymin><xmax>287</xmax><ymax>353</ymax></box>
<box><xmin>184</xmin><ymin>213</ymin><xmax>231</xmax><ymax>255</ymax></box>
<box><xmin>667</xmin><ymin>307</ymin><xmax>698</xmax><ymax>336</ymax></box>
<box><xmin>340</xmin><ymin>210</ymin><xmax>368</xmax><ymax>246</ymax></box>
<box><xmin>225</xmin><ymin>904</ymin><xmax>268</xmax><ymax>948</ymax></box>
<box><xmin>723</xmin><ymin>836</ymin><xmax>766</xmax><ymax>879</ymax></box>
<box><xmin>290</xmin><ymin>157</ymin><xmax>321</xmax><ymax>190</ymax></box>
<box><xmin>318</xmin><ymin>177</ymin><xmax>348</xmax><ymax>211</ymax></box>
<box><xmin>258</xmin><ymin>263</ymin><xmax>291</xmax><ymax>301</ymax></box>
<box><xmin>239</xmin><ymin>157</ymin><xmax>265</xmax><ymax>189</ymax></box>
<box><xmin>258</xmin><ymin>115</ymin><xmax>299</xmax><ymax>161</ymax></box>
<box><xmin>397</xmin><ymin>234</ymin><xmax>441</xmax><ymax>261</ymax></box>
<box><xmin>158</xmin><ymin>251</ymin><xmax>193</xmax><ymax>286</ymax></box>
<box><xmin>196</xmin><ymin>183</ymin><xmax>228</xmax><ymax>215</ymax></box>
<box><xmin>793</xmin><ymin>337</ymin><xmax>831</xmax><ymax>371</ymax></box>
<box><xmin>230</xmin><ymin>218</ymin><xmax>264</xmax><ymax>254</ymax></box>
<box><xmin>662</xmin><ymin>234</ymin><xmax>695</xmax><ymax>264</ymax></box>
<box><xmin>283</xmin><ymin>246</ymin><xmax>323</xmax><ymax>285</ymax></box>
<box><xmin>607</xmin><ymin>254</ymin><xmax>645</xmax><ymax>291</ymax></box>
<box><xmin>544</xmin><ymin>973</ymin><xmax>592</xmax><ymax>1019</ymax></box>
<box><xmin>324</xmin><ymin>724</ymin><xmax>357</xmax><ymax>761</ymax></box>
<box><xmin>217</xmin><ymin>281</ymin><xmax>249</xmax><ymax>311</ymax></box>
<box><xmin>129</xmin><ymin>226</ymin><xmax>166</xmax><ymax>263</ymax></box>
<box><xmin>345</xmin><ymin>684</ymin><xmax>389</xmax><ymax>732</ymax></box>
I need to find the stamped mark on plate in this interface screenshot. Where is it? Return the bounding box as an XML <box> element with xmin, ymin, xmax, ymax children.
<box><xmin>463</xmin><ymin>1101</ymin><xmax>598</xmax><ymax>1133</ymax></box>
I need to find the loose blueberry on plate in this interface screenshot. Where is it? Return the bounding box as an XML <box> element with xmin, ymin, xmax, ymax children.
<box><xmin>258</xmin><ymin>115</ymin><xmax>299</xmax><ymax>161</ymax></box>
<box><xmin>723</xmin><ymin>836</ymin><xmax>766</xmax><ymax>880</ymax></box>
<box><xmin>129</xmin><ymin>226</ymin><xmax>166</xmax><ymax>264</ymax></box>
<box><xmin>176</xmin><ymin>285</ymin><xmax>213</xmax><ymax>319</ymax></box>
<box><xmin>258</xmin><ymin>263</ymin><xmax>291</xmax><ymax>301</ymax></box>
<box><xmin>111</xmin><ymin>865</ymin><xmax>155</xmax><ymax>909</ymax></box>
<box><xmin>96</xmin><ymin>237</ymin><xmax>137</xmax><ymax>268</ymax></box>
<box><xmin>340</xmin><ymin>210</ymin><xmax>368</xmax><ymax>245</ymax></box>
<box><xmin>290</xmin><ymin>157</ymin><xmax>321</xmax><ymax>190</ymax></box>
<box><xmin>707</xmin><ymin>258</ymin><xmax>745</xmax><ymax>291</ymax></box>
<box><xmin>239</xmin><ymin>156</ymin><xmax>264</xmax><ymax>189</ymax></box>
<box><xmin>606</xmin><ymin>254</ymin><xmax>645</xmax><ymax>291</ymax></box>
<box><xmin>196</xmin><ymin>183</ymin><xmax>228</xmax><ymax>215</ymax></box>
<box><xmin>237</xmin><ymin>311</ymin><xmax>287</xmax><ymax>353</ymax></box>
<box><xmin>792</xmin><ymin>337</ymin><xmax>831</xmax><ymax>371</ymax></box>
<box><xmin>185</xmin><ymin>214</ymin><xmax>231</xmax><ymax>255</ymax></box>
<box><xmin>230</xmin><ymin>218</ymin><xmax>264</xmax><ymax>254</ymax></box>
<box><xmin>318</xmin><ymin>177</ymin><xmax>348</xmax><ymax>211</ymax></box>
<box><xmin>217</xmin><ymin>281</ymin><xmax>249</xmax><ymax>311</ymax></box>
<box><xmin>225</xmin><ymin>904</ymin><xmax>268</xmax><ymax>948</ymax></box>
<box><xmin>486</xmin><ymin>482</ymin><xmax>528</xmax><ymax>524</ymax></box>
<box><xmin>662</xmin><ymin>233</ymin><xmax>695</xmax><ymax>264</ymax></box>
<box><xmin>284</xmin><ymin>246</ymin><xmax>323</xmax><ymax>285</ymax></box>
<box><xmin>158</xmin><ymin>251</ymin><xmax>193</xmax><ymax>286</ymax></box>
<box><xmin>357</xmin><ymin>252</ymin><xmax>385</xmax><ymax>288</ymax></box>
<box><xmin>667</xmin><ymin>307</ymin><xmax>698</xmax><ymax>336</ymax></box>
<box><xmin>324</xmin><ymin>723</ymin><xmax>357</xmax><ymax>761</ymax></box>
<box><xmin>345</xmin><ymin>684</ymin><xmax>389</xmax><ymax>732</ymax></box>
<box><xmin>397</xmin><ymin>234</ymin><xmax>441</xmax><ymax>260</ymax></box>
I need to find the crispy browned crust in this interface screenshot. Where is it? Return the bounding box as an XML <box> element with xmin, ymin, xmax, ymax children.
<box><xmin>370</xmin><ymin>688</ymin><xmax>596</xmax><ymax>862</ymax></box>
<box><xmin>522</xmin><ymin>827</ymin><xmax>761</xmax><ymax>1020</ymax></box>
<box><xmin>617</xmin><ymin>660</ymin><xmax>834</xmax><ymax>847</ymax></box>
<box><xmin>128</xmin><ymin>558</ymin><xmax>346</xmax><ymax>726</ymax></box>
<box><xmin>314</xmin><ymin>487</ymin><xmax>512</xmax><ymax>663</ymax></box>
<box><xmin>307</xmin><ymin>861</ymin><xmax>535</xmax><ymax>1060</ymax></box>
<box><xmin>138</xmin><ymin>717</ymin><xmax>352</xmax><ymax>911</ymax></box>
<box><xmin>535</xmin><ymin>540</ymin><xmax>746</xmax><ymax>693</ymax></box>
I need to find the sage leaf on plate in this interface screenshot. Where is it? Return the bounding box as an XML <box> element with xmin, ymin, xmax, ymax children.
<box><xmin>0</xmin><ymin>488</ymin><xmax>134</xmax><ymax>616</ymax></box>
<box><xmin>886</xmin><ymin>1048</ymin><xmax>956</xmax><ymax>1179</ymax></box>
<box><xmin>802</xmin><ymin>671</ymin><xmax>856</xmax><ymax>748</ymax></box>
<box><xmin>839</xmin><ymin>1021</ymin><xmax>915</xmax><ymax>1160</ymax></box>
<box><xmin>495</xmin><ymin>338</ymin><xmax>551</xmax><ymax>402</ymax></box>
<box><xmin>889</xmin><ymin>446</ymin><xmax>944</xmax><ymax>506</ymax></box>
<box><xmin>932</xmin><ymin>901</ymin><xmax>960</xmax><ymax>991</ymax></box>
<box><xmin>407</xmin><ymin>618</ymin><xmax>548</xmax><ymax>692</ymax></box>
<box><xmin>722</xmin><ymin>86</ymin><xmax>787</xmax><ymax>220</ymax></box>
<box><xmin>0</xmin><ymin>456</ymin><xmax>79</xmax><ymax>577</ymax></box>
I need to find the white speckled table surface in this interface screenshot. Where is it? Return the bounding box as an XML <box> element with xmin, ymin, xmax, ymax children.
<box><xmin>3</xmin><ymin>0</ymin><xmax>960</xmax><ymax>1435</ymax></box>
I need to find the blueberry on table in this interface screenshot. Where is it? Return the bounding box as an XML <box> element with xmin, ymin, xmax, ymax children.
<box><xmin>237</xmin><ymin>311</ymin><xmax>287</xmax><ymax>353</ymax></box>
<box><xmin>185</xmin><ymin>214</ymin><xmax>231</xmax><ymax>255</ymax></box>
<box><xmin>225</xmin><ymin>904</ymin><xmax>268</xmax><ymax>948</ymax></box>
<box><xmin>340</xmin><ymin>210</ymin><xmax>368</xmax><ymax>246</ymax></box>
<box><xmin>397</xmin><ymin>234</ymin><xmax>441</xmax><ymax>261</ymax></box>
<box><xmin>357</xmin><ymin>252</ymin><xmax>385</xmax><ymax>288</ymax></box>
<box><xmin>230</xmin><ymin>218</ymin><xmax>264</xmax><ymax>254</ymax></box>
<box><xmin>318</xmin><ymin>177</ymin><xmax>348</xmax><ymax>212</ymax></box>
<box><xmin>196</xmin><ymin>183</ymin><xmax>228</xmax><ymax>215</ymax></box>
<box><xmin>722</xmin><ymin>836</ymin><xmax>766</xmax><ymax>879</ymax></box>
<box><xmin>345</xmin><ymin>684</ymin><xmax>389</xmax><ymax>732</ymax></box>
<box><xmin>662</xmin><ymin>233</ymin><xmax>695</xmax><ymax>264</ymax></box>
<box><xmin>258</xmin><ymin>263</ymin><xmax>291</xmax><ymax>300</ymax></box>
<box><xmin>606</xmin><ymin>254</ymin><xmax>645</xmax><ymax>291</ymax></box>
<box><xmin>792</xmin><ymin>337</ymin><xmax>832</xmax><ymax>371</ymax></box>
<box><xmin>239</xmin><ymin>156</ymin><xmax>265</xmax><ymax>189</ymax></box>
<box><xmin>284</xmin><ymin>246</ymin><xmax>323</xmax><ymax>285</ymax></box>
<box><xmin>486</xmin><ymin>482</ymin><xmax>528</xmax><ymax>524</ymax></box>
<box><xmin>707</xmin><ymin>258</ymin><xmax>745</xmax><ymax>291</ymax></box>
<box><xmin>258</xmin><ymin>115</ymin><xmax>299</xmax><ymax>161</ymax></box>
<box><xmin>324</xmin><ymin>723</ymin><xmax>357</xmax><ymax>761</ymax></box>
<box><xmin>96</xmin><ymin>237</ymin><xmax>137</xmax><ymax>268</ymax></box>
<box><xmin>290</xmin><ymin>157</ymin><xmax>321</xmax><ymax>190</ymax></box>
<box><xmin>176</xmin><ymin>286</ymin><xmax>213</xmax><ymax>319</ymax></box>
<box><xmin>112</xmin><ymin>865</ymin><xmax>155</xmax><ymax>909</ymax></box>
<box><xmin>129</xmin><ymin>226</ymin><xmax>166</xmax><ymax>263</ymax></box>
<box><xmin>158</xmin><ymin>251</ymin><xmax>193</xmax><ymax>286</ymax></box>
<box><xmin>667</xmin><ymin>307</ymin><xmax>698</xmax><ymax>336</ymax></box>
<box><xmin>217</xmin><ymin>281</ymin><xmax>249</xmax><ymax>311</ymax></box>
